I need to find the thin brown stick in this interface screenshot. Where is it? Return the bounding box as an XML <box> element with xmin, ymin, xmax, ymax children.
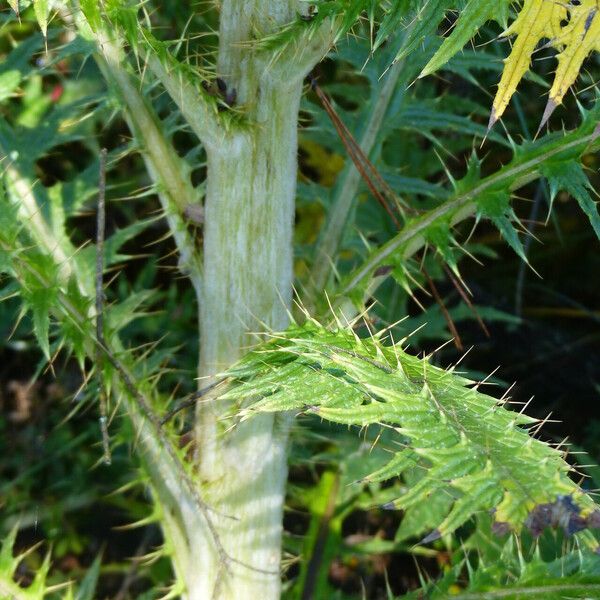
<box><xmin>424</xmin><ymin>269</ymin><xmax>463</xmax><ymax>351</ymax></box>
<box><xmin>311</xmin><ymin>79</ymin><xmax>401</xmax><ymax>228</ymax></box>
<box><xmin>312</xmin><ymin>78</ymin><xmax>464</xmax><ymax>348</ymax></box>
<box><xmin>96</xmin><ymin>148</ymin><xmax>111</xmax><ymax>465</ymax></box>
<box><xmin>314</xmin><ymin>88</ymin><xmax>397</xmax><ymax>223</ymax></box>
<box><xmin>311</xmin><ymin>79</ymin><xmax>417</xmax><ymax>219</ymax></box>
<box><xmin>442</xmin><ymin>264</ymin><xmax>490</xmax><ymax>338</ymax></box>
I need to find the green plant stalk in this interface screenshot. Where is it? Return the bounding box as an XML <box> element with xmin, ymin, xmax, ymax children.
<box><xmin>194</xmin><ymin>100</ymin><xmax>298</xmax><ymax>597</ymax></box>
<box><xmin>181</xmin><ymin>3</ymin><xmax>335</xmax><ymax>597</ymax></box>
<box><xmin>339</xmin><ymin>129</ymin><xmax>600</xmax><ymax>304</ymax></box>
<box><xmin>96</xmin><ymin>33</ymin><xmax>203</xmax><ymax>293</ymax></box>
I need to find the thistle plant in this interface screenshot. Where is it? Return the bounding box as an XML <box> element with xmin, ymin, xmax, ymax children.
<box><xmin>1</xmin><ymin>1</ymin><xmax>600</xmax><ymax>599</ymax></box>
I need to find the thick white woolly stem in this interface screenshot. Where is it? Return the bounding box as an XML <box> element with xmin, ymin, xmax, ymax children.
<box><xmin>183</xmin><ymin>2</ymin><xmax>316</xmax><ymax>598</ymax></box>
<box><xmin>189</xmin><ymin>75</ymin><xmax>301</xmax><ymax>600</ymax></box>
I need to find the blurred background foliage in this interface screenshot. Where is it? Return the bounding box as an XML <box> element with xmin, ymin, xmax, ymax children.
<box><xmin>0</xmin><ymin>2</ymin><xmax>599</xmax><ymax>598</ymax></box>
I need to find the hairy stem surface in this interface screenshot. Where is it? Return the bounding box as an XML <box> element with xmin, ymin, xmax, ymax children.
<box><xmin>187</xmin><ymin>3</ymin><xmax>329</xmax><ymax>598</ymax></box>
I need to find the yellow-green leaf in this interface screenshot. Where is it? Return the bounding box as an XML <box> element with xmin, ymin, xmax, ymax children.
<box><xmin>34</xmin><ymin>0</ymin><xmax>50</xmax><ymax>37</ymax></box>
<box><xmin>7</xmin><ymin>0</ymin><xmax>19</xmax><ymax>16</ymax></box>
<box><xmin>492</xmin><ymin>0</ymin><xmax>600</xmax><ymax>129</ymax></box>
<box><xmin>542</xmin><ymin>1</ymin><xmax>600</xmax><ymax>128</ymax></box>
<box><xmin>490</xmin><ymin>0</ymin><xmax>566</xmax><ymax>128</ymax></box>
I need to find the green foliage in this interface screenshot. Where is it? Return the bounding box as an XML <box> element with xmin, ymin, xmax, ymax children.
<box><xmin>0</xmin><ymin>528</ymin><xmax>103</xmax><ymax>599</ymax></box>
<box><xmin>335</xmin><ymin>108</ymin><xmax>600</xmax><ymax>304</ymax></box>
<box><xmin>418</xmin><ymin>0</ymin><xmax>510</xmax><ymax>78</ymax></box>
<box><xmin>402</xmin><ymin>529</ymin><xmax>600</xmax><ymax>599</ymax></box>
<box><xmin>542</xmin><ymin>161</ymin><xmax>600</xmax><ymax>240</ymax></box>
<box><xmin>0</xmin><ymin>528</ymin><xmax>57</xmax><ymax>599</ymax></box>
<box><xmin>1</xmin><ymin>1</ymin><xmax>600</xmax><ymax>597</ymax></box>
<box><xmin>223</xmin><ymin>319</ymin><xmax>599</xmax><ymax>544</ymax></box>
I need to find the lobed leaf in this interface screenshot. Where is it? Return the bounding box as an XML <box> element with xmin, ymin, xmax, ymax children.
<box><xmin>491</xmin><ymin>0</ymin><xmax>566</xmax><ymax>129</ymax></box>
<box><xmin>222</xmin><ymin>320</ymin><xmax>600</xmax><ymax>545</ymax></box>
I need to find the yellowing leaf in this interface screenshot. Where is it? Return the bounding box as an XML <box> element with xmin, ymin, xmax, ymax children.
<box><xmin>543</xmin><ymin>1</ymin><xmax>600</xmax><ymax>127</ymax></box>
<box><xmin>34</xmin><ymin>0</ymin><xmax>50</xmax><ymax>38</ymax></box>
<box><xmin>492</xmin><ymin>0</ymin><xmax>600</xmax><ymax>130</ymax></box>
<box><xmin>490</xmin><ymin>0</ymin><xmax>566</xmax><ymax>128</ymax></box>
<box><xmin>7</xmin><ymin>0</ymin><xmax>19</xmax><ymax>16</ymax></box>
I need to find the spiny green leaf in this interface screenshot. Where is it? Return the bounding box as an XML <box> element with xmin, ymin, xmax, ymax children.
<box><xmin>0</xmin><ymin>527</ymin><xmax>58</xmax><ymax>598</ymax></box>
<box><xmin>390</xmin><ymin>0</ymin><xmax>454</xmax><ymax>62</ymax></box>
<box><xmin>223</xmin><ymin>320</ymin><xmax>599</xmax><ymax>544</ymax></box>
<box><xmin>61</xmin><ymin>277</ymin><xmax>93</xmax><ymax>369</ymax></box>
<box><xmin>373</xmin><ymin>0</ymin><xmax>411</xmax><ymax>52</ymax></box>
<box><xmin>106</xmin><ymin>289</ymin><xmax>155</xmax><ymax>335</ymax></box>
<box><xmin>337</xmin><ymin>0</ymin><xmax>366</xmax><ymax>42</ymax></box>
<box><xmin>476</xmin><ymin>191</ymin><xmax>529</xmax><ymax>264</ymax></box>
<box><xmin>420</xmin><ymin>0</ymin><xmax>509</xmax><ymax>78</ymax></box>
<box><xmin>542</xmin><ymin>161</ymin><xmax>600</xmax><ymax>240</ymax></box>
<box><xmin>394</xmin><ymin>469</ymin><xmax>453</xmax><ymax>542</ymax></box>
<box><xmin>30</xmin><ymin>287</ymin><xmax>53</xmax><ymax>359</ymax></box>
<box><xmin>0</xmin><ymin>527</ymin><xmax>19</xmax><ymax>575</ymax></box>
<box><xmin>103</xmin><ymin>216</ymin><xmax>159</xmax><ymax>266</ymax></box>
<box><xmin>406</xmin><ymin>536</ymin><xmax>600</xmax><ymax>599</ymax></box>
<box><xmin>367</xmin><ymin>450</ymin><xmax>419</xmax><ymax>484</ymax></box>
<box><xmin>424</xmin><ymin>219</ymin><xmax>458</xmax><ymax>272</ymax></box>
<box><xmin>20</xmin><ymin>254</ymin><xmax>60</xmax><ymax>360</ymax></box>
